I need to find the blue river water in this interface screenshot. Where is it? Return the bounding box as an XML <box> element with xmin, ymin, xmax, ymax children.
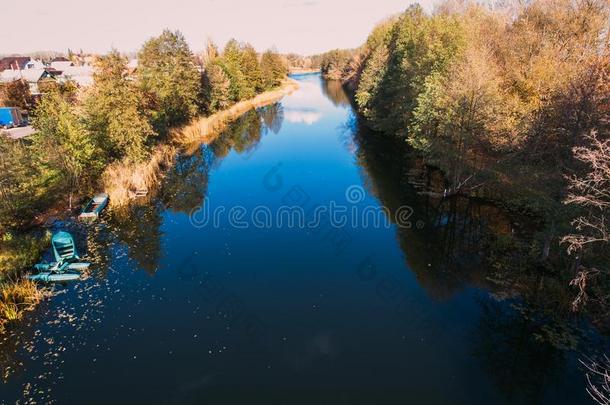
<box><xmin>0</xmin><ymin>74</ymin><xmax>603</xmax><ymax>404</ymax></box>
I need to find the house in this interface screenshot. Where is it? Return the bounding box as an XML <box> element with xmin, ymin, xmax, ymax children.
<box><xmin>0</xmin><ymin>69</ymin><xmax>57</xmax><ymax>95</ymax></box>
<box><xmin>57</xmin><ymin>65</ymin><xmax>94</xmax><ymax>87</ymax></box>
<box><xmin>50</xmin><ymin>58</ymin><xmax>75</xmax><ymax>71</ymax></box>
<box><xmin>24</xmin><ymin>59</ymin><xmax>45</xmax><ymax>69</ymax></box>
<box><xmin>0</xmin><ymin>57</ymin><xmax>45</xmax><ymax>71</ymax></box>
<box><xmin>0</xmin><ymin>57</ymin><xmax>31</xmax><ymax>71</ymax></box>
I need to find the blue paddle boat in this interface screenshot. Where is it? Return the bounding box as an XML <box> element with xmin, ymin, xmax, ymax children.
<box><xmin>34</xmin><ymin>262</ymin><xmax>90</xmax><ymax>271</ymax></box>
<box><xmin>28</xmin><ymin>271</ymin><xmax>80</xmax><ymax>282</ymax></box>
<box><xmin>28</xmin><ymin>261</ymin><xmax>81</xmax><ymax>282</ymax></box>
<box><xmin>29</xmin><ymin>231</ymin><xmax>89</xmax><ymax>283</ymax></box>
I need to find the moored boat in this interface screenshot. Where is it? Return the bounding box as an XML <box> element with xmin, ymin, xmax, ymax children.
<box><xmin>51</xmin><ymin>231</ymin><xmax>79</xmax><ymax>262</ymax></box>
<box><xmin>78</xmin><ymin>193</ymin><xmax>109</xmax><ymax>221</ymax></box>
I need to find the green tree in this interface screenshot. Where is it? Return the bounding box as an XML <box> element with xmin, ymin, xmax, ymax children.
<box><xmin>222</xmin><ymin>39</ymin><xmax>252</xmax><ymax>101</ymax></box>
<box><xmin>31</xmin><ymin>90</ymin><xmax>99</xmax><ymax>208</ymax></box>
<box><xmin>241</xmin><ymin>43</ymin><xmax>264</xmax><ymax>93</ymax></box>
<box><xmin>355</xmin><ymin>43</ymin><xmax>390</xmax><ymax>124</ymax></box>
<box><xmin>0</xmin><ymin>138</ymin><xmax>40</xmax><ymax>229</ymax></box>
<box><xmin>85</xmin><ymin>50</ymin><xmax>155</xmax><ymax>162</ymax></box>
<box><xmin>201</xmin><ymin>61</ymin><xmax>231</xmax><ymax>114</ymax></box>
<box><xmin>260</xmin><ymin>49</ymin><xmax>287</xmax><ymax>90</ymax></box>
<box><xmin>138</xmin><ymin>30</ymin><xmax>201</xmax><ymax>129</ymax></box>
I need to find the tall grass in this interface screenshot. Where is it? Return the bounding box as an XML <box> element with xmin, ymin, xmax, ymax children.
<box><xmin>0</xmin><ymin>280</ymin><xmax>46</xmax><ymax>326</ymax></box>
<box><xmin>0</xmin><ymin>232</ymin><xmax>51</xmax><ymax>333</ymax></box>
<box><xmin>103</xmin><ymin>79</ymin><xmax>299</xmax><ymax>206</ymax></box>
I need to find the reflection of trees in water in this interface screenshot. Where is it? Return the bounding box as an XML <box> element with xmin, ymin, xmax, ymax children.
<box><xmin>352</xmin><ymin>114</ymin><xmax>585</xmax><ymax>318</ymax></box>
<box><xmin>85</xmin><ymin>222</ymin><xmax>115</xmax><ymax>279</ymax></box>
<box><xmin>321</xmin><ymin>79</ymin><xmax>351</xmax><ymax>107</ymax></box>
<box><xmin>211</xmin><ymin>103</ymin><xmax>284</xmax><ymax>159</ymax></box>
<box><xmin>472</xmin><ymin>297</ymin><xmax>570</xmax><ymax>403</ymax></box>
<box><xmin>161</xmin><ymin>147</ymin><xmax>215</xmax><ymax>215</ymax></box>
<box><xmin>108</xmin><ymin>103</ymin><xmax>285</xmax><ymax>276</ymax></box>
<box><xmin>351</xmin><ymin>112</ymin><xmax>599</xmax><ymax>399</ymax></box>
<box><xmin>352</xmin><ymin>125</ymin><xmax>488</xmax><ymax>299</ymax></box>
<box><xmin>260</xmin><ymin>103</ymin><xmax>284</xmax><ymax>134</ymax></box>
<box><xmin>110</xmin><ymin>204</ymin><xmax>163</xmax><ymax>275</ymax></box>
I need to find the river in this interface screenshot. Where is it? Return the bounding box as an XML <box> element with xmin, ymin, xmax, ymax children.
<box><xmin>0</xmin><ymin>73</ymin><xmax>606</xmax><ymax>404</ymax></box>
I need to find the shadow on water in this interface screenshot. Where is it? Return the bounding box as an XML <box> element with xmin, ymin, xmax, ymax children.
<box><xmin>331</xmin><ymin>80</ymin><xmax>608</xmax><ymax>403</ymax></box>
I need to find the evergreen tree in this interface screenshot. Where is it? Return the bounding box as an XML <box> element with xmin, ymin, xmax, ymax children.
<box><xmin>222</xmin><ymin>39</ymin><xmax>252</xmax><ymax>101</ymax></box>
<box><xmin>201</xmin><ymin>61</ymin><xmax>231</xmax><ymax>114</ymax></box>
<box><xmin>0</xmin><ymin>137</ymin><xmax>40</xmax><ymax>229</ymax></box>
<box><xmin>260</xmin><ymin>49</ymin><xmax>287</xmax><ymax>90</ymax></box>
<box><xmin>241</xmin><ymin>43</ymin><xmax>264</xmax><ymax>93</ymax></box>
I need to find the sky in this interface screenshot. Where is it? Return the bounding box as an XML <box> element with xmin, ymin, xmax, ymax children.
<box><xmin>0</xmin><ymin>0</ymin><xmax>435</xmax><ymax>55</ymax></box>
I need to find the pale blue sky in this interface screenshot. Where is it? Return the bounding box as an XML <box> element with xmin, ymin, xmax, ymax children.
<box><xmin>1</xmin><ymin>0</ymin><xmax>434</xmax><ymax>55</ymax></box>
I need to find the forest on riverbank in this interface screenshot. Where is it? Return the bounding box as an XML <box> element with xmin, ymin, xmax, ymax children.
<box><xmin>0</xmin><ymin>30</ymin><xmax>288</xmax><ymax>332</ymax></box>
<box><xmin>320</xmin><ymin>0</ymin><xmax>610</xmax><ymax>329</ymax></box>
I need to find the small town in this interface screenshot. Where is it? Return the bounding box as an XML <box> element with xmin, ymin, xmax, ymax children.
<box><xmin>0</xmin><ymin>53</ymin><xmax>136</xmax><ymax>138</ymax></box>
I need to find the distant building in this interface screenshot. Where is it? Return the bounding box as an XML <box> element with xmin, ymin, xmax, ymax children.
<box><xmin>57</xmin><ymin>65</ymin><xmax>94</xmax><ymax>87</ymax></box>
<box><xmin>0</xmin><ymin>57</ymin><xmax>45</xmax><ymax>71</ymax></box>
<box><xmin>0</xmin><ymin>69</ymin><xmax>57</xmax><ymax>95</ymax></box>
<box><xmin>50</xmin><ymin>59</ymin><xmax>75</xmax><ymax>71</ymax></box>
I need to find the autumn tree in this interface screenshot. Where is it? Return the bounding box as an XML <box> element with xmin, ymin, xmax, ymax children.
<box><xmin>0</xmin><ymin>80</ymin><xmax>31</xmax><ymax>110</ymax></box>
<box><xmin>319</xmin><ymin>49</ymin><xmax>354</xmax><ymax>80</ymax></box>
<box><xmin>37</xmin><ymin>79</ymin><xmax>78</xmax><ymax>101</ymax></box>
<box><xmin>200</xmin><ymin>39</ymin><xmax>219</xmax><ymax>68</ymax></box>
<box><xmin>138</xmin><ymin>30</ymin><xmax>201</xmax><ymax>129</ymax></box>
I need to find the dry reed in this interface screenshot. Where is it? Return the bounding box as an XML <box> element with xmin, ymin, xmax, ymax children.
<box><xmin>0</xmin><ymin>279</ymin><xmax>48</xmax><ymax>333</ymax></box>
<box><xmin>102</xmin><ymin>143</ymin><xmax>176</xmax><ymax>206</ymax></box>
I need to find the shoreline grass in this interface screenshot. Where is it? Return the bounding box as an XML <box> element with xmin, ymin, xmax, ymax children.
<box><xmin>0</xmin><ymin>232</ymin><xmax>52</xmax><ymax>333</ymax></box>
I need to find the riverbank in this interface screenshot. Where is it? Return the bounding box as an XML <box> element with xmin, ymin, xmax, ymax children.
<box><xmin>103</xmin><ymin>78</ymin><xmax>299</xmax><ymax>207</ymax></box>
<box><xmin>0</xmin><ymin>78</ymin><xmax>298</xmax><ymax>334</ymax></box>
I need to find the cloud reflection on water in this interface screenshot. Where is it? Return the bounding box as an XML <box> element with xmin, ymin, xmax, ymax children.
<box><xmin>284</xmin><ymin>109</ymin><xmax>322</xmax><ymax>125</ymax></box>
